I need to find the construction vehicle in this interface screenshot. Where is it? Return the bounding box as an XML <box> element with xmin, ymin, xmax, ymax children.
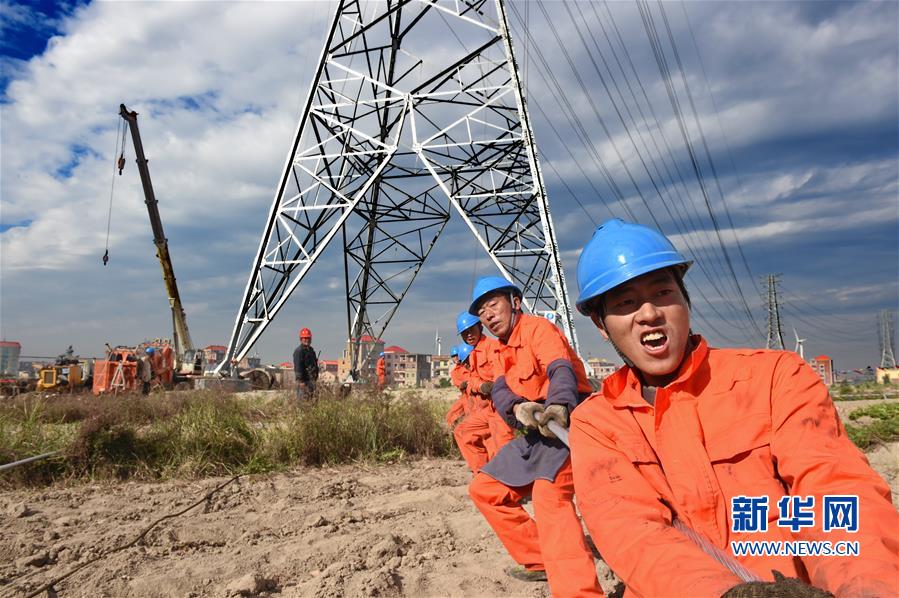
<box><xmin>94</xmin><ymin>104</ymin><xmax>206</xmax><ymax>393</ymax></box>
<box><xmin>36</xmin><ymin>347</ymin><xmax>86</xmax><ymax>393</ymax></box>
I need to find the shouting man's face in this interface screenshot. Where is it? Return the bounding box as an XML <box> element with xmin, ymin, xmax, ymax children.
<box><xmin>594</xmin><ymin>269</ymin><xmax>690</xmax><ymax>387</ymax></box>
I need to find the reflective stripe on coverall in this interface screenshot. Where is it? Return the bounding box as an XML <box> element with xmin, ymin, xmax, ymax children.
<box><xmin>470</xmin><ymin>313</ymin><xmax>603</xmax><ymax>597</ymax></box>
<box><xmin>569</xmin><ymin>336</ymin><xmax>899</xmax><ymax>597</ymax></box>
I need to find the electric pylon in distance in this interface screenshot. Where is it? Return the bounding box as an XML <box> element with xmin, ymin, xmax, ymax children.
<box><xmin>217</xmin><ymin>0</ymin><xmax>578</xmax><ymax>377</ymax></box>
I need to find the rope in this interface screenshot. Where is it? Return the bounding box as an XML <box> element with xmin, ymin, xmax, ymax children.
<box><xmin>103</xmin><ymin>116</ymin><xmax>126</xmax><ymax>266</ymax></box>
<box><xmin>544</xmin><ymin>419</ymin><xmax>761</xmax><ymax>583</ymax></box>
<box><xmin>21</xmin><ymin>475</ymin><xmax>241</xmax><ymax>598</ymax></box>
<box><xmin>0</xmin><ymin>451</ymin><xmax>61</xmax><ymax>472</ymax></box>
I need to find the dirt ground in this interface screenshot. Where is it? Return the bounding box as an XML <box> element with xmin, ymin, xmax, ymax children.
<box><xmin>1</xmin><ymin>399</ymin><xmax>897</xmax><ymax>598</ymax></box>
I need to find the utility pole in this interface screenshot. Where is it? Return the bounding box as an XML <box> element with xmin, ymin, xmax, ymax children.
<box><xmin>879</xmin><ymin>310</ymin><xmax>896</xmax><ymax>368</ymax></box>
<box><xmin>217</xmin><ymin>0</ymin><xmax>579</xmax><ymax>377</ymax></box>
<box><xmin>764</xmin><ymin>274</ymin><xmax>785</xmax><ymax>350</ymax></box>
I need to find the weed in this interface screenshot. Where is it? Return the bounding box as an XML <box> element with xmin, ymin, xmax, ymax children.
<box><xmin>845</xmin><ymin>402</ymin><xmax>899</xmax><ymax>449</ymax></box>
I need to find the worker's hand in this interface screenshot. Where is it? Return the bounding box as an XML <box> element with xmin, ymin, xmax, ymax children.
<box><xmin>479</xmin><ymin>381</ymin><xmax>494</xmax><ymax>395</ymax></box>
<box><xmin>445</xmin><ymin>413</ymin><xmax>462</xmax><ymax>428</ymax></box>
<box><xmin>722</xmin><ymin>571</ymin><xmax>833</xmax><ymax>598</ymax></box>
<box><xmin>513</xmin><ymin>401</ymin><xmax>544</xmax><ymax>430</ymax></box>
<box><xmin>459</xmin><ymin>381</ymin><xmax>468</xmax><ymax>391</ymax></box>
<box><xmin>536</xmin><ymin>404</ymin><xmax>568</xmax><ymax>439</ymax></box>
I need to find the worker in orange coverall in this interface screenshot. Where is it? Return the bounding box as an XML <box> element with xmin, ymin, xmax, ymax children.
<box><xmin>569</xmin><ymin>218</ymin><xmax>899</xmax><ymax>598</ymax></box>
<box><xmin>456</xmin><ymin>310</ymin><xmax>516</xmax><ymax>460</ymax></box>
<box><xmin>467</xmin><ymin>276</ymin><xmax>603</xmax><ymax>596</ymax></box>
<box><xmin>446</xmin><ymin>342</ymin><xmax>492</xmax><ymax>472</ymax></box>
<box><xmin>376</xmin><ymin>352</ymin><xmax>386</xmax><ymax>388</ymax></box>
<box><xmin>445</xmin><ymin>345</ymin><xmax>467</xmax><ymax>428</ymax></box>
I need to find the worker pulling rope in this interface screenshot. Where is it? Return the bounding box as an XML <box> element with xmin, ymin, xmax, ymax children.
<box><xmin>544</xmin><ymin>419</ymin><xmax>762</xmax><ymax>584</ymax></box>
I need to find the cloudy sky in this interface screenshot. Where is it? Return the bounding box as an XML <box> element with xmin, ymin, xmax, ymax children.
<box><xmin>1</xmin><ymin>0</ymin><xmax>896</xmax><ymax>371</ymax></box>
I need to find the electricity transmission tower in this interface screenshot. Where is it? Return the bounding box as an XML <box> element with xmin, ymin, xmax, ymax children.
<box><xmin>879</xmin><ymin>310</ymin><xmax>896</xmax><ymax>369</ymax></box>
<box><xmin>764</xmin><ymin>274</ymin><xmax>785</xmax><ymax>350</ymax></box>
<box><xmin>217</xmin><ymin>0</ymin><xmax>578</xmax><ymax>377</ymax></box>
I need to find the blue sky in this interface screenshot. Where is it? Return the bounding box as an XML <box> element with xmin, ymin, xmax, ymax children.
<box><xmin>1</xmin><ymin>0</ymin><xmax>896</xmax><ymax>370</ymax></box>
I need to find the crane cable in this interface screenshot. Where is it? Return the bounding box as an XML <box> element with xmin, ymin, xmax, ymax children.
<box><xmin>103</xmin><ymin>116</ymin><xmax>128</xmax><ymax>266</ymax></box>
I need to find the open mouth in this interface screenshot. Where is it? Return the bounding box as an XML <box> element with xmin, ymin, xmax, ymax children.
<box><xmin>641</xmin><ymin>330</ymin><xmax>667</xmax><ymax>350</ymax></box>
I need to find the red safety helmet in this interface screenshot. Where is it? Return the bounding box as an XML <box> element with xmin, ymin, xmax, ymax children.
<box><xmin>299</xmin><ymin>327</ymin><xmax>312</xmax><ymax>339</ymax></box>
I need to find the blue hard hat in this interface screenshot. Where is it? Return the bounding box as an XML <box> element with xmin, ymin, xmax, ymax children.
<box><xmin>145</xmin><ymin>347</ymin><xmax>155</xmax><ymax>354</ymax></box>
<box><xmin>457</xmin><ymin>343</ymin><xmax>474</xmax><ymax>364</ymax></box>
<box><xmin>456</xmin><ymin>311</ymin><xmax>481</xmax><ymax>335</ymax></box>
<box><xmin>449</xmin><ymin>345</ymin><xmax>459</xmax><ymax>357</ymax></box>
<box><xmin>575</xmin><ymin>218</ymin><xmax>691</xmax><ymax>315</ymax></box>
<box><xmin>468</xmin><ymin>275</ymin><xmax>522</xmax><ymax>315</ymax></box>
<box><xmin>379</xmin><ymin>352</ymin><xmax>385</xmax><ymax>357</ymax></box>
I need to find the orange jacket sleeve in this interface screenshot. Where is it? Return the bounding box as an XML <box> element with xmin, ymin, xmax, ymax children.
<box><xmin>450</xmin><ymin>364</ymin><xmax>470</xmax><ymax>390</ymax></box>
<box><xmin>769</xmin><ymin>353</ymin><xmax>899</xmax><ymax>595</ymax></box>
<box><xmin>445</xmin><ymin>396</ymin><xmax>466</xmax><ymax>427</ymax></box>
<box><xmin>570</xmin><ymin>403</ymin><xmax>743</xmax><ymax>597</ymax></box>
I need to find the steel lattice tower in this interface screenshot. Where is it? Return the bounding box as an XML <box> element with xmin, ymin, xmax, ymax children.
<box><xmin>878</xmin><ymin>310</ymin><xmax>896</xmax><ymax>369</ymax></box>
<box><xmin>764</xmin><ymin>274</ymin><xmax>785</xmax><ymax>351</ymax></box>
<box><xmin>217</xmin><ymin>0</ymin><xmax>578</xmax><ymax>377</ymax></box>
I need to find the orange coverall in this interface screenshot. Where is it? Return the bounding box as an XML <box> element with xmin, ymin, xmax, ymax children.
<box><xmin>470</xmin><ymin>313</ymin><xmax>603</xmax><ymax>597</ymax></box>
<box><xmin>448</xmin><ymin>339</ymin><xmax>516</xmax><ymax>473</ymax></box>
<box><xmin>376</xmin><ymin>357</ymin><xmax>386</xmax><ymax>387</ymax></box>
<box><xmin>570</xmin><ymin>336</ymin><xmax>899</xmax><ymax>597</ymax></box>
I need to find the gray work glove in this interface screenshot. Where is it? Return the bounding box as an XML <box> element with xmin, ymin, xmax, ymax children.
<box><xmin>514</xmin><ymin>401</ymin><xmax>544</xmax><ymax>430</ymax></box>
<box><xmin>537</xmin><ymin>404</ymin><xmax>569</xmax><ymax>439</ymax></box>
<box><xmin>479</xmin><ymin>381</ymin><xmax>494</xmax><ymax>395</ymax></box>
<box><xmin>721</xmin><ymin>571</ymin><xmax>833</xmax><ymax>598</ymax></box>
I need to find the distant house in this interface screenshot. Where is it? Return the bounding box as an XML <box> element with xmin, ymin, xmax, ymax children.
<box><xmin>0</xmin><ymin>341</ymin><xmax>21</xmax><ymax>376</ymax></box>
<box><xmin>430</xmin><ymin>354</ymin><xmax>454</xmax><ymax>385</ymax></box>
<box><xmin>319</xmin><ymin>359</ymin><xmax>339</xmax><ymax>384</ymax></box>
<box><xmin>586</xmin><ymin>357</ymin><xmax>618</xmax><ymax>380</ymax></box>
<box><xmin>810</xmin><ymin>355</ymin><xmax>834</xmax><ymax>386</ymax></box>
<box><xmin>337</xmin><ymin>335</ymin><xmax>385</xmax><ymax>383</ymax></box>
<box><xmin>203</xmin><ymin>345</ymin><xmax>228</xmax><ymax>365</ymax></box>
<box><xmin>383</xmin><ymin>346</ymin><xmax>431</xmax><ymax>388</ymax></box>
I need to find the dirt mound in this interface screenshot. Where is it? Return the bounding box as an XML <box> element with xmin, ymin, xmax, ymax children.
<box><xmin>2</xmin><ymin>459</ymin><xmax>620</xmax><ymax>597</ymax></box>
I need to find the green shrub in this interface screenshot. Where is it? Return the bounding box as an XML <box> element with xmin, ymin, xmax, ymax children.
<box><xmin>845</xmin><ymin>402</ymin><xmax>899</xmax><ymax>449</ymax></box>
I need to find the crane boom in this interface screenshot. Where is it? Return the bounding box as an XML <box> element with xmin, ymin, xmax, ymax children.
<box><xmin>119</xmin><ymin>103</ymin><xmax>195</xmax><ymax>363</ymax></box>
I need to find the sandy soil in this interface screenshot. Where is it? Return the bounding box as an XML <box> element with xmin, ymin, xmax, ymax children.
<box><xmin>1</xmin><ymin>398</ymin><xmax>896</xmax><ymax>598</ymax></box>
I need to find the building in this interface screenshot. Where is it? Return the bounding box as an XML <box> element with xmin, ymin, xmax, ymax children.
<box><xmin>586</xmin><ymin>357</ymin><xmax>618</xmax><ymax>380</ymax></box>
<box><xmin>203</xmin><ymin>345</ymin><xmax>228</xmax><ymax>365</ymax></box>
<box><xmin>875</xmin><ymin>367</ymin><xmax>899</xmax><ymax>385</ymax></box>
<box><xmin>0</xmin><ymin>341</ymin><xmax>21</xmax><ymax>376</ymax></box>
<box><xmin>337</xmin><ymin>335</ymin><xmax>385</xmax><ymax>382</ymax></box>
<box><xmin>382</xmin><ymin>346</ymin><xmax>432</xmax><ymax>388</ymax></box>
<box><xmin>810</xmin><ymin>355</ymin><xmax>834</xmax><ymax>386</ymax></box>
<box><xmin>319</xmin><ymin>360</ymin><xmax>339</xmax><ymax>384</ymax></box>
<box><xmin>431</xmin><ymin>354</ymin><xmax>454</xmax><ymax>385</ymax></box>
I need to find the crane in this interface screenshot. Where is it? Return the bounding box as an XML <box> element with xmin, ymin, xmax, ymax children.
<box><xmin>119</xmin><ymin>103</ymin><xmax>202</xmax><ymax>375</ymax></box>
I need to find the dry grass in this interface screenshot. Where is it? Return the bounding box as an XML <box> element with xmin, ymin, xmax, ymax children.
<box><xmin>0</xmin><ymin>387</ymin><xmax>456</xmax><ymax>487</ymax></box>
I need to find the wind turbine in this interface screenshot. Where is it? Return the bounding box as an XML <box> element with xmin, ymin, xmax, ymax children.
<box><xmin>793</xmin><ymin>327</ymin><xmax>806</xmax><ymax>360</ymax></box>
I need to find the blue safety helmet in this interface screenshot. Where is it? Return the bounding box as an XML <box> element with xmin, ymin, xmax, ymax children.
<box><xmin>575</xmin><ymin>218</ymin><xmax>691</xmax><ymax>315</ymax></box>
<box><xmin>468</xmin><ymin>275</ymin><xmax>522</xmax><ymax>316</ymax></box>
<box><xmin>145</xmin><ymin>347</ymin><xmax>155</xmax><ymax>354</ymax></box>
<box><xmin>456</xmin><ymin>311</ymin><xmax>481</xmax><ymax>335</ymax></box>
<box><xmin>379</xmin><ymin>352</ymin><xmax>385</xmax><ymax>357</ymax></box>
<box><xmin>449</xmin><ymin>346</ymin><xmax>459</xmax><ymax>357</ymax></box>
<box><xmin>457</xmin><ymin>343</ymin><xmax>474</xmax><ymax>364</ymax></box>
